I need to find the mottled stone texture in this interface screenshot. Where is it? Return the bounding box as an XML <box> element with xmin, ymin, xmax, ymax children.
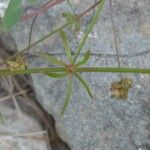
<box><xmin>10</xmin><ymin>0</ymin><xmax>150</xmax><ymax>150</ymax></box>
<box><xmin>0</xmin><ymin>101</ymin><xmax>48</xmax><ymax>150</ymax></box>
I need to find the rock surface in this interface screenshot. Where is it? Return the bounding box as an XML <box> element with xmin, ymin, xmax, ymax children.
<box><xmin>0</xmin><ymin>101</ymin><xmax>48</xmax><ymax>150</ymax></box>
<box><xmin>10</xmin><ymin>0</ymin><xmax>150</xmax><ymax>150</ymax></box>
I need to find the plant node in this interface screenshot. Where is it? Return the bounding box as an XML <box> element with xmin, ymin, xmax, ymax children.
<box><xmin>66</xmin><ymin>64</ymin><xmax>75</xmax><ymax>76</ymax></box>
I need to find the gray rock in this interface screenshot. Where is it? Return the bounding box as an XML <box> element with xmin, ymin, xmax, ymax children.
<box><xmin>11</xmin><ymin>0</ymin><xmax>150</xmax><ymax>150</ymax></box>
<box><xmin>0</xmin><ymin>102</ymin><xmax>48</xmax><ymax>150</ymax></box>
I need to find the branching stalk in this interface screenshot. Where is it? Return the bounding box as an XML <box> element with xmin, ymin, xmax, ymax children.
<box><xmin>0</xmin><ymin>1</ymin><xmax>105</xmax><ymax>67</ymax></box>
<box><xmin>0</xmin><ymin>22</ymin><xmax>71</xmax><ymax>67</ymax></box>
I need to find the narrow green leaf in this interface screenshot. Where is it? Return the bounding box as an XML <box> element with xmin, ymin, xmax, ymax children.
<box><xmin>75</xmin><ymin>50</ymin><xmax>90</xmax><ymax>67</ymax></box>
<box><xmin>73</xmin><ymin>0</ymin><xmax>105</xmax><ymax>63</ymax></box>
<box><xmin>75</xmin><ymin>73</ymin><xmax>93</xmax><ymax>98</ymax></box>
<box><xmin>46</xmin><ymin>72</ymin><xmax>66</xmax><ymax>78</ymax></box>
<box><xmin>61</xmin><ymin>77</ymin><xmax>73</xmax><ymax>116</ymax></box>
<box><xmin>1</xmin><ymin>0</ymin><xmax>23</xmax><ymax>31</ymax></box>
<box><xmin>32</xmin><ymin>52</ymin><xmax>66</xmax><ymax>66</ymax></box>
<box><xmin>59</xmin><ymin>29</ymin><xmax>72</xmax><ymax>63</ymax></box>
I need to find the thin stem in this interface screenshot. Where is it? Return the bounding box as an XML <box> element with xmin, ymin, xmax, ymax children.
<box><xmin>22</xmin><ymin>0</ymin><xmax>65</xmax><ymax>21</ymax></box>
<box><xmin>27</xmin><ymin>15</ymin><xmax>38</xmax><ymax>54</ymax></box>
<box><xmin>73</xmin><ymin>0</ymin><xmax>105</xmax><ymax>63</ymax></box>
<box><xmin>0</xmin><ymin>67</ymin><xmax>150</xmax><ymax>77</ymax></box>
<box><xmin>80</xmin><ymin>0</ymin><xmax>102</xmax><ymax>17</ymax></box>
<box><xmin>0</xmin><ymin>90</ymin><xmax>28</xmax><ymax>103</ymax></box>
<box><xmin>76</xmin><ymin>67</ymin><xmax>150</xmax><ymax>74</ymax></box>
<box><xmin>0</xmin><ymin>68</ymin><xmax>66</xmax><ymax>77</ymax></box>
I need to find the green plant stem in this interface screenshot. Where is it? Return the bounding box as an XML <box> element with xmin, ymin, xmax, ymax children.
<box><xmin>0</xmin><ymin>67</ymin><xmax>150</xmax><ymax>77</ymax></box>
<box><xmin>73</xmin><ymin>0</ymin><xmax>104</xmax><ymax>63</ymax></box>
<box><xmin>76</xmin><ymin>67</ymin><xmax>150</xmax><ymax>74</ymax></box>
<box><xmin>0</xmin><ymin>68</ymin><xmax>66</xmax><ymax>77</ymax></box>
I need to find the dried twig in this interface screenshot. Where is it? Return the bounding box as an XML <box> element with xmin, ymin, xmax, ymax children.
<box><xmin>22</xmin><ymin>0</ymin><xmax>65</xmax><ymax>21</ymax></box>
<box><xmin>0</xmin><ymin>90</ymin><xmax>28</xmax><ymax>103</ymax></box>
